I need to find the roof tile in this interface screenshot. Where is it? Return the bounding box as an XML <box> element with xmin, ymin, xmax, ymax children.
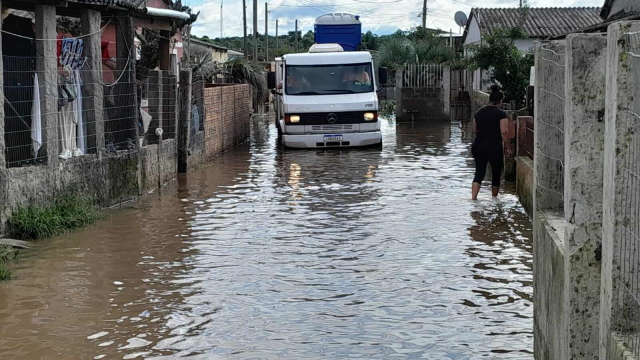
<box><xmin>472</xmin><ymin>7</ymin><xmax>602</xmax><ymax>39</ymax></box>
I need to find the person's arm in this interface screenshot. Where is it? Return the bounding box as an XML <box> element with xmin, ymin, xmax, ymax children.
<box><xmin>473</xmin><ymin>118</ymin><xmax>477</xmax><ymax>134</ymax></box>
<box><xmin>500</xmin><ymin>117</ymin><xmax>512</xmax><ymax>157</ymax></box>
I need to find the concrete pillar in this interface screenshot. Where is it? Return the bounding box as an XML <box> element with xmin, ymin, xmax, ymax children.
<box><xmin>147</xmin><ymin>70</ymin><xmax>163</xmax><ymax>145</ymax></box>
<box><xmin>159</xmin><ymin>31</ymin><xmax>171</xmax><ymax>71</ymax></box>
<box><xmin>0</xmin><ymin>0</ymin><xmax>6</xmax><ymax>232</ymax></box>
<box><xmin>81</xmin><ymin>9</ymin><xmax>104</xmax><ymax>155</ymax></box>
<box><xmin>534</xmin><ymin>40</ymin><xmax>566</xmax><ymax>214</ymax></box>
<box><xmin>443</xmin><ymin>65</ymin><xmax>451</xmax><ymax>118</ymax></box>
<box><xmin>533</xmin><ymin>40</ymin><xmax>568</xmax><ymax>360</ymax></box>
<box><xmin>600</xmin><ymin>21</ymin><xmax>640</xmax><ymax>360</ymax></box>
<box><xmin>115</xmin><ymin>15</ymin><xmax>139</xmax><ymax>149</ymax></box>
<box><xmin>563</xmin><ymin>33</ymin><xmax>607</xmax><ymax>360</ymax></box>
<box><xmin>35</xmin><ymin>5</ymin><xmax>58</xmax><ymax>165</ymax></box>
<box><xmin>177</xmin><ymin>69</ymin><xmax>192</xmax><ymax>173</ymax></box>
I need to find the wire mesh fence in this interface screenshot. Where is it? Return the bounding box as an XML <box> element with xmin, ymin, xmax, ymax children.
<box><xmin>104</xmin><ymin>57</ymin><xmax>138</xmax><ymax>153</ymax></box>
<box><xmin>3</xmin><ymin>55</ymin><xmax>105</xmax><ymax>168</ymax></box>
<box><xmin>190</xmin><ymin>75</ymin><xmax>206</xmax><ymax>150</ymax></box>
<box><xmin>139</xmin><ymin>69</ymin><xmax>177</xmax><ymax>146</ymax></box>
<box><xmin>610</xmin><ymin>31</ymin><xmax>640</xmax><ymax>358</ymax></box>
<box><xmin>403</xmin><ymin>64</ymin><xmax>444</xmax><ymax>88</ymax></box>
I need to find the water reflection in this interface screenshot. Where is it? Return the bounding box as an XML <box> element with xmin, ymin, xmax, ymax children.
<box><xmin>0</xmin><ymin>118</ymin><xmax>533</xmax><ymax>359</ymax></box>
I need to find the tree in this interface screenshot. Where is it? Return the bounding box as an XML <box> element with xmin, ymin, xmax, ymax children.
<box><xmin>375</xmin><ymin>31</ymin><xmax>455</xmax><ymax>68</ymax></box>
<box><xmin>465</xmin><ymin>27</ymin><xmax>533</xmax><ymax>106</ymax></box>
<box><xmin>301</xmin><ymin>30</ymin><xmax>314</xmax><ymax>50</ymax></box>
<box><xmin>362</xmin><ymin>31</ymin><xmax>379</xmax><ymax>51</ymax></box>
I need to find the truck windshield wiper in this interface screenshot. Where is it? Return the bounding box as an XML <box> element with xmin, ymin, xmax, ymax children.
<box><xmin>323</xmin><ymin>89</ymin><xmax>357</xmax><ymax>94</ymax></box>
<box><xmin>292</xmin><ymin>91</ymin><xmax>321</xmax><ymax>95</ymax></box>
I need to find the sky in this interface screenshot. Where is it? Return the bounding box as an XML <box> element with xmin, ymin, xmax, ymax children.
<box><xmin>187</xmin><ymin>0</ymin><xmax>605</xmax><ymax>39</ymax></box>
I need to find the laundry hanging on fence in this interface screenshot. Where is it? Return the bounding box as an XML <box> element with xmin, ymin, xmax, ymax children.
<box><xmin>73</xmin><ymin>69</ymin><xmax>85</xmax><ymax>155</ymax></box>
<box><xmin>57</xmin><ymin>37</ymin><xmax>84</xmax><ymax>70</ymax></box>
<box><xmin>31</xmin><ymin>73</ymin><xmax>42</xmax><ymax>158</ymax></box>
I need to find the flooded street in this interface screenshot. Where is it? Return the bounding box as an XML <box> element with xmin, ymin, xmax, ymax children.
<box><xmin>0</xmin><ymin>119</ymin><xmax>533</xmax><ymax>359</ymax></box>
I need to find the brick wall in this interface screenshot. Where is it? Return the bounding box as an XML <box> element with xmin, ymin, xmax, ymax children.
<box><xmin>203</xmin><ymin>84</ymin><xmax>251</xmax><ymax>160</ymax></box>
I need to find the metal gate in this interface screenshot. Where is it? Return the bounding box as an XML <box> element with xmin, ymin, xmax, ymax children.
<box><xmin>450</xmin><ymin>68</ymin><xmax>472</xmax><ymax>121</ymax></box>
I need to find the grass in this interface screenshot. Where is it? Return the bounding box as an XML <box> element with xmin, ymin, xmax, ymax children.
<box><xmin>0</xmin><ymin>245</ymin><xmax>18</xmax><ymax>281</ymax></box>
<box><xmin>8</xmin><ymin>194</ymin><xmax>102</xmax><ymax>240</ymax></box>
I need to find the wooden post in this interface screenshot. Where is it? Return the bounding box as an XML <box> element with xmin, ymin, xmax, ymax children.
<box><xmin>159</xmin><ymin>30</ymin><xmax>171</xmax><ymax>70</ymax></box>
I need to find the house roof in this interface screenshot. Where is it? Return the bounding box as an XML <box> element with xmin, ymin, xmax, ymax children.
<box><xmin>68</xmin><ymin>0</ymin><xmax>147</xmax><ymax>9</ymax></box>
<box><xmin>190</xmin><ymin>38</ymin><xmax>229</xmax><ymax>51</ymax></box>
<box><xmin>463</xmin><ymin>7</ymin><xmax>602</xmax><ymax>42</ymax></box>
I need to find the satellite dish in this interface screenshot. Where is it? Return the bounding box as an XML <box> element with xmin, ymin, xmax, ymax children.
<box><xmin>454</xmin><ymin>11</ymin><xmax>468</xmax><ymax>27</ymax></box>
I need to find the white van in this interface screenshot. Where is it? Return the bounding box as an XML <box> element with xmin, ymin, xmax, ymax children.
<box><xmin>269</xmin><ymin>47</ymin><xmax>388</xmax><ymax>149</ymax></box>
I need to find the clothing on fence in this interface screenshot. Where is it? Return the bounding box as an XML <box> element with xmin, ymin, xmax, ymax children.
<box><xmin>31</xmin><ymin>73</ymin><xmax>42</xmax><ymax>158</ymax></box>
<box><xmin>58</xmin><ymin>37</ymin><xmax>84</xmax><ymax>70</ymax></box>
<box><xmin>73</xmin><ymin>69</ymin><xmax>85</xmax><ymax>155</ymax></box>
<box><xmin>58</xmin><ymin>102</ymin><xmax>77</xmax><ymax>159</ymax></box>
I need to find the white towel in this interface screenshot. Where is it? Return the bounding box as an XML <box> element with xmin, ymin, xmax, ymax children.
<box><xmin>31</xmin><ymin>73</ymin><xmax>42</xmax><ymax>158</ymax></box>
<box><xmin>73</xmin><ymin>69</ymin><xmax>85</xmax><ymax>155</ymax></box>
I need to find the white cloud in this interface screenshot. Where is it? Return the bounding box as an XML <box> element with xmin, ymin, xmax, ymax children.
<box><xmin>188</xmin><ymin>0</ymin><xmax>605</xmax><ymax>38</ymax></box>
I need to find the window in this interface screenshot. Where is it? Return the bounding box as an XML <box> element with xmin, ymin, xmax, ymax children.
<box><xmin>285</xmin><ymin>63</ymin><xmax>373</xmax><ymax>96</ymax></box>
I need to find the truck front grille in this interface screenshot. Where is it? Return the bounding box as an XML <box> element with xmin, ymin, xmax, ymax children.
<box><xmin>297</xmin><ymin>112</ymin><xmax>367</xmax><ymax>125</ymax></box>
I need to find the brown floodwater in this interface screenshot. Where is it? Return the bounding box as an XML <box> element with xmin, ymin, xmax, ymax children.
<box><xmin>0</xmin><ymin>119</ymin><xmax>533</xmax><ymax>360</ymax></box>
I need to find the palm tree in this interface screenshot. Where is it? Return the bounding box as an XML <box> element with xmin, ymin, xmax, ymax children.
<box><xmin>375</xmin><ymin>32</ymin><xmax>455</xmax><ymax>68</ymax></box>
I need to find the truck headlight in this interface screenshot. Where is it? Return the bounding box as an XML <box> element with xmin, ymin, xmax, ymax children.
<box><xmin>286</xmin><ymin>115</ymin><xmax>301</xmax><ymax>123</ymax></box>
<box><xmin>363</xmin><ymin>112</ymin><xmax>377</xmax><ymax>121</ymax></box>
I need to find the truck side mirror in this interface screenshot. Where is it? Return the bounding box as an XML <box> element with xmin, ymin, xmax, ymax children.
<box><xmin>378</xmin><ymin>67</ymin><xmax>388</xmax><ymax>85</ymax></box>
<box><xmin>267</xmin><ymin>71</ymin><xmax>276</xmax><ymax>89</ymax></box>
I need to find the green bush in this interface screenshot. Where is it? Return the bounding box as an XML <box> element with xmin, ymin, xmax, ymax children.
<box><xmin>0</xmin><ymin>245</ymin><xmax>18</xmax><ymax>281</ymax></box>
<box><xmin>8</xmin><ymin>195</ymin><xmax>102</xmax><ymax>240</ymax></box>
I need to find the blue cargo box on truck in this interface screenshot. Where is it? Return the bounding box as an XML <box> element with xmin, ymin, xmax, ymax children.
<box><xmin>314</xmin><ymin>13</ymin><xmax>362</xmax><ymax>52</ymax></box>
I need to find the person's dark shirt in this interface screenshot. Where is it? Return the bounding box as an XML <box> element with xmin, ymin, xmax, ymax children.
<box><xmin>474</xmin><ymin>105</ymin><xmax>507</xmax><ymax>142</ymax></box>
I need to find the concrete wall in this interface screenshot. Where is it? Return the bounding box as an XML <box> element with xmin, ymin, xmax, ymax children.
<box><xmin>532</xmin><ymin>26</ymin><xmax>640</xmax><ymax>360</ymax></box>
<box><xmin>517</xmin><ymin>156</ymin><xmax>534</xmax><ymax>217</ymax></box>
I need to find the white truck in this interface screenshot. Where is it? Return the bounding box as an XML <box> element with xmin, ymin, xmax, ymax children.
<box><xmin>268</xmin><ymin>44</ymin><xmax>388</xmax><ymax>149</ymax></box>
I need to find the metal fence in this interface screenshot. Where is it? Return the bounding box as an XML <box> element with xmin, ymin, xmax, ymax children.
<box><xmin>518</xmin><ymin>116</ymin><xmax>534</xmax><ymax>160</ymax></box>
<box><xmin>3</xmin><ymin>55</ymin><xmax>105</xmax><ymax>167</ymax></box>
<box><xmin>190</xmin><ymin>75</ymin><xmax>206</xmax><ymax>149</ymax></box>
<box><xmin>140</xmin><ymin>69</ymin><xmax>177</xmax><ymax>146</ymax></box>
<box><xmin>104</xmin><ymin>57</ymin><xmax>138</xmax><ymax>153</ymax></box>
<box><xmin>402</xmin><ymin>64</ymin><xmax>444</xmax><ymax>88</ymax></box>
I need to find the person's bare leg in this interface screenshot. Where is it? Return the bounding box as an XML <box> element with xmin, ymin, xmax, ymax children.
<box><xmin>472</xmin><ymin>182</ymin><xmax>481</xmax><ymax>200</ymax></box>
<box><xmin>492</xmin><ymin>185</ymin><xmax>500</xmax><ymax>197</ymax></box>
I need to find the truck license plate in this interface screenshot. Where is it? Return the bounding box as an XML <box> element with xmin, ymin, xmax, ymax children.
<box><xmin>324</xmin><ymin>135</ymin><xmax>343</xmax><ymax>142</ymax></box>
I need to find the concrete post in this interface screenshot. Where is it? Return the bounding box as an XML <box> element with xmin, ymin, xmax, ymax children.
<box><xmin>563</xmin><ymin>33</ymin><xmax>607</xmax><ymax>360</ymax></box>
<box><xmin>81</xmin><ymin>9</ymin><xmax>104</xmax><ymax>155</ymax></box>
<box><xmin>600</xmin><ymin>21</ymin><xmax>640</xmax><ymax>360</ymax></box>
<box><xmin>35</xmin><ymin>5</ymin><xmax>58</xmax><ymax>165</ymax></box>
<box><xmin>178</xmin><ymin>69</ymin><xmax>192</xmax><ymax>173</ymax></box>
<box><xmin>395</xmin><ymin>66</ymin><xmax>403</xmax><ymax>119</ymax></box>
<box><xmin>0</xmin><ymin>0</ymin><xmax>6</xmax><ymax>232</ymax></box>
<box><xmin>115</xmin><ymin>15</ymin><xmax>139</xmax><ymax>149</ymax></box>
<box><xmin>443</xmin><ymin>65</ymin><xmax>451</xmax><ymax>118</ymax></box>
<box><xmin>533</xmin><ymin>40</ymin><xmax>568</xmax><ymax>360</ymax></box>
<box><xmin>534</xmin><ymin>40</ymin><xmax>566</xmax><ymax>214</ymax></box>
<box><xmin>147</xmin><ymin>70</ymin><xmax>163</xmax><ymax>145</ymax></box>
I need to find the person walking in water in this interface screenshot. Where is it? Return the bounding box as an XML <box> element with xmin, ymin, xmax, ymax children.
<box><xmin>471</xmin><ymin>85</ymin><xmax>512</xmax><ymax>200</ymax></box>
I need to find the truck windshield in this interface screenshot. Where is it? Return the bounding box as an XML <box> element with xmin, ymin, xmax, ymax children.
<box><xmin>285</xmin><ymin>63</ymin><xmax>374</xmax><ymax>95</ymax></box>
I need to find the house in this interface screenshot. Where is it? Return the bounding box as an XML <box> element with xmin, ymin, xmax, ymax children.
<box><xmin>462</xmin><ymin>7</ymin><xmax>602</xmax><ymax>91</ymax></box>
<box><xmin>189</xmin><ymin>38</ymin><xmax>231</xmax><ymax>63</ymax></box>
<box><xmin>601</xmin><ymin>0</ymin><xmax>640</xmax><ymax>21</ymax></box>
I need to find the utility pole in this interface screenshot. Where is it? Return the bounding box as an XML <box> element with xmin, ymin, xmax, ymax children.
<box><xmin>275</xmin><ymin>19</ymin><xmax>279</xmax><ymax>55</ymax></box>
<box><xmin>243</xmin><ymin>0</ymin><xmax>248</xmax><ymax>57</ymax></box>
<box><xmin>220</xmin><ymin>0</ymin><xmax>224</xmax><ymax>39</ymax></box>
<box><xmin>265</xmin><ymin>3</ymin><xmax>269</xmax><ymax>62</ymax></box>
<box><xmin>253</xmin><ymin>0</ymin><xmax>258</xmax><ymax>61</ymax></box>
<box><xmin>295</xmin><ymin>19</ymin><xmax>298</xmax><ymax>52</ymax></box>
<box><xmin>422</xmin><ymin>0</ymin><xmax>427</xmax><ymax>29</ymax></box>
